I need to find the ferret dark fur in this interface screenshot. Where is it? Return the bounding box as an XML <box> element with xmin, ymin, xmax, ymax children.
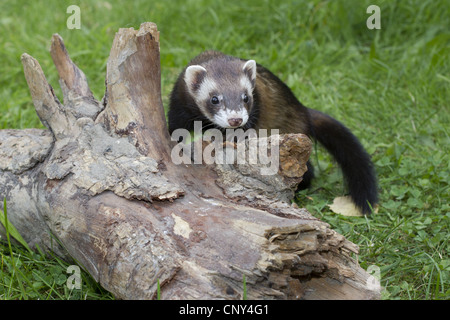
<box><xmin>168</xmin><ymin>51</ymin><xmax>378</xmax><ymax>214</ymax></box>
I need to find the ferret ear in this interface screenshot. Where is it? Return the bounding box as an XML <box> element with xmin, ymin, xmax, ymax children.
<box><xmin>243</xmin><ymin>60</ymin><xmax>256</xmax><ymax>86</ymax></box>
<box><xmin>184</xmin><ymin>65</ymin><xmax>207</xmax><ymax>92</ymax></box>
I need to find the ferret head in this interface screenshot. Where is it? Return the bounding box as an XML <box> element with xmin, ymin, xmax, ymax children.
<box><xmin>184</xmin><ymin>58</ymin><xmax>256</xmax><ymax>129</ymax></box>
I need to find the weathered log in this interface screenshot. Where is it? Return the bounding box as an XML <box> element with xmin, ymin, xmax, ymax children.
<box><xmin>0</xmin><ymin>22</ymin><xmax>380</xmax><ymax>300</ymax></box>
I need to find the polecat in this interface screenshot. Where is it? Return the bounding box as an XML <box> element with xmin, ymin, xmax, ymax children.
<box><xmin>168</xmin><ymin>51</ymin><xmax>378</xmax><ymax>214</ymax></box>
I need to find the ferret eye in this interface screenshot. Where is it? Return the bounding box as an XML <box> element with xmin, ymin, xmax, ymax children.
<box><xmin>243</xmin><ymin>93</ymin><xmax>249</xmax><ymax>103</ymax></box>
<box><xmin>211</xmin><ymin>96</ymin><xmax>220</xmax><ymax>105</ymax></box>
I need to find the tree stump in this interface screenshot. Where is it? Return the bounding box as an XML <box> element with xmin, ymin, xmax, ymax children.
<box><xmin>0</xmin><ymin>22</ymin><xmax>380</xmax><ymax>300</ymax></box>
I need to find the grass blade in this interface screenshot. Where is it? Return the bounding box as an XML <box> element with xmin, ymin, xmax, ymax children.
<box><xmin>1</xmin><ymin>199</ymin><xmax>33</xmax><ymax>253</ymax></box>
<box><xmin>2</xmin><ymin>198</ymin><xmax>28</xmax><ymax>299</ymax></box>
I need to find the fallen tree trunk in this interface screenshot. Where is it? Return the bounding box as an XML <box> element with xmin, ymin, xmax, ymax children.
<box><xmin>0</xmin><ymin>22</ymin><xmax>380</xmax><ymax>300</ymax></box>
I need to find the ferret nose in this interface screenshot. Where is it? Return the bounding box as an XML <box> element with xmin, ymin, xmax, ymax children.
<box><xmin>228</xmin><ymin>118</ymin><xmax>243</xmax><ymax>127</ymax></box>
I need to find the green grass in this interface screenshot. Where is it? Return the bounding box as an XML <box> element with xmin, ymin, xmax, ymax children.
<box><xmin>1</xmin><ymin>0</ymin><xmax>448</xmax><ymax>300</ymax></box>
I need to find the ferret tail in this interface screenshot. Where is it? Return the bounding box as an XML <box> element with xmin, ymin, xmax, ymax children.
<box><xmin>308</xmin><ymin>109</ymin><xmax>378</xmax><ymax>214</ymax></box>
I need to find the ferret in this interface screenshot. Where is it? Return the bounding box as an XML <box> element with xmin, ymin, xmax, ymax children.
<box><xmin>168</xmin><ymin>51</ymin><xmax>378</xmax><ymax>214</ymax></box>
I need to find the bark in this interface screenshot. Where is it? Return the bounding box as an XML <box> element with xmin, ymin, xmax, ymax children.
<box><xmin>0</xmin><ymin>22</ymin><xmax>380</xmax><ymax>300</ymax></box>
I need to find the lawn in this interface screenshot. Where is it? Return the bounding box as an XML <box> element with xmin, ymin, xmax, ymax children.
<box><xmin>0</xmin><ymin>0</ymin><xmax>448</xmax><ymax>300</ymax></box>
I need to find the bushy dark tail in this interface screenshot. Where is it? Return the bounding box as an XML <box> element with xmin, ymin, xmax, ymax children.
<box><xmin>307</xmin><ymin>109</ymin><xmax>378</xmax><ymax>214</ymax></box>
